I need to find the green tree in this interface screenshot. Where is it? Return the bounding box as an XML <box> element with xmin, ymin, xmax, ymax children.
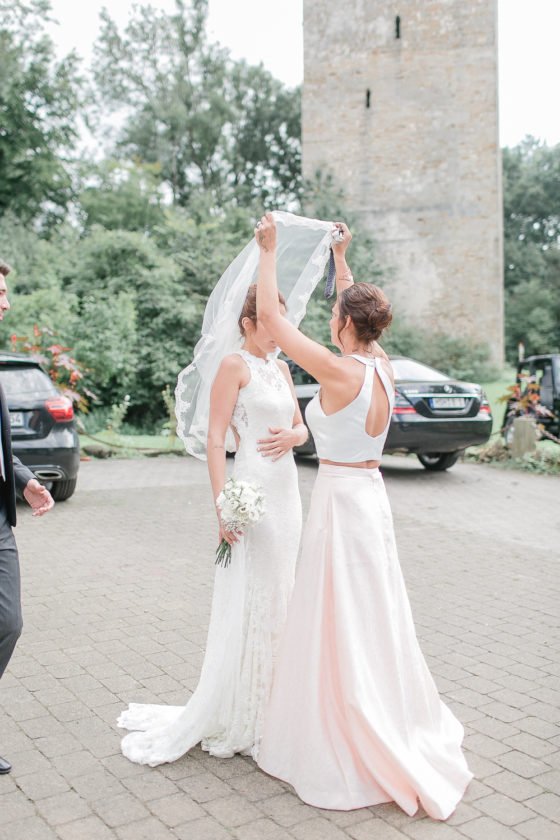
<box><xmin>504</xmin><ymin>273</ymin><xmax>560</xmax><ymax>357</ymax></box>
<box><xmin>62</xmin><ymin>227</ymin><xmax>200</xmax><ymax>420</ymax></box>
<box><xmin>93</xmin><ymin>0</ymin><xmax>301</xmax><ymax>209</ymax></box>
<box><xmin>223</xmin><ymin>61</ymin><xmax>301</xmax><ymax>207</ymax></box>
<box><xmin>502</xmin><ymin>137</ymin><xmax>560</xmax><ymax>358</ymax></box>
<box><xmin>70</xmin><ymin>291</ymin><xmax>138</xmax><ymax>408</ymax></box>
<box><xmin>503</xmin><ymin>137</ymin><xmax>560</xmax><ymax>251</ymax></box>
<box><xmin>0</xmin><ymin>0</ymin><xmax>82</xmax><ymax>226</ymax></box>
<box><xmin>77</xmin><ymin>159</ymin><xmax>166</xmax><ymax>233</ymax></box>
<box><xmin>0</xmin><ymin>212</ymin><xmax>75</xmax><ymax>294</ymax></box>
<box><xmin>7</xmin><ymin>286</ymin><xmax>77</xmax><ymax>340</ymax></box>
<box><xmin>0</xmin><ymin>205</ymin><xmax>253</xmax><ymax>421</ymax></box>
<box><xmin>154</xmin><ymin>201</ymin><xmax>255</xmax><ymax>301</ymax></box>
<box><xmin>298</xmin><ymin>170</ymin><xmax>386</xmax><ymax>347</ymax></box>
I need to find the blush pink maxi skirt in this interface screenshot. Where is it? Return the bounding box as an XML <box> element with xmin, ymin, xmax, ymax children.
<box><xmin>257</xmin><ymin>464</ymin><xmax>473</xmax><ymax>819</ymax></box>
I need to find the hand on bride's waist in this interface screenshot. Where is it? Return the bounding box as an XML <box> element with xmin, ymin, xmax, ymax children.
<box><xmin>256</xmin><ymin>425</ymin><xmax>308</xmax><ymax>462</ymax></box>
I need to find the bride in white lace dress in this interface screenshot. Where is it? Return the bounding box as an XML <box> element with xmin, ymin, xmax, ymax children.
<box><xmin>117</xmin><ymin>284</ymin><xmax>306</xmax><ymax>764</ymax></box>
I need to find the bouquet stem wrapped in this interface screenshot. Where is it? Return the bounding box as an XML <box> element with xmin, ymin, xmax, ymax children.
<box><xmin>216</xmin><ymin>478</ymin><xmax>266</xmax><ymax>567</ymax></box>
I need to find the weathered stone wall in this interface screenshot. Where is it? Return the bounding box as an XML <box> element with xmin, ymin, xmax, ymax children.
<box><xmin>303</xmin><ymin>0</ymin><xmax>504</xmax><ymax>365</ymax></box>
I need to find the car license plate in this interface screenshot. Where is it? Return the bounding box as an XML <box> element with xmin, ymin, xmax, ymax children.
<box><xmin>9</xmin><ymin>411</ymin><xmax>24</xmax><ymax>428</ymax></box>
<box><xmin>430</xmin><ymin>397</ymin><xmax>466</xmax><ymax>409</ymax></box>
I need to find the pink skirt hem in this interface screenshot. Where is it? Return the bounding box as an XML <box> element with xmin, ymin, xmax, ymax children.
<box><xmin>257</xmin><ymin>464</ymin><xmax>473</xmax><ymax>820</ymax></box>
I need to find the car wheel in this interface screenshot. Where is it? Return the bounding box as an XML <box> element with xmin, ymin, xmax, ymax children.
<box><xmin>50</xmin><ymin>478</ymin><xmax>77</xmax><ymax>502</ymax></box>
<box><xmin>417</xmin><ymin>452</ymin><xmax>461</xmax><ymax>471</ymax></box>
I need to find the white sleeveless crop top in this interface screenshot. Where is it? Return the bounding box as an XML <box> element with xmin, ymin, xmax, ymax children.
<box><xmin>305</xmin><ymin>355</ymin><xmax>395</xmax><ymax>463</ymax></box>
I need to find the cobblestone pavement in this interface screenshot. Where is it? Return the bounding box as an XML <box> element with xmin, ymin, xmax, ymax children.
<box><xmin>1</xmin><ymin>454</ymin><xmax>559</xmax><ymax>840</ymax></box>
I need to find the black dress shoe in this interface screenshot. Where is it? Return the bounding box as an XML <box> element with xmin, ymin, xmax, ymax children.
<box><xmin>0</xmin><ymin>755</ymin><xmax>12</xmax><ymax>774</ymax></box>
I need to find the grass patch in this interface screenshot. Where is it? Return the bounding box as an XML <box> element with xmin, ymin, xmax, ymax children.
<box><xmin>466</xmin><ymin>439</ymin><xmax>560</xmax><ymax>475</ymax></box>
<box><xmin>480</xmin><ymin>367</ymin><xmax>516</xmax><ymax>434</ymax></box>
<box><xmin>467</xmin><ymin>368</ymin><xmax>559</xmax><ymax>474</ymax></box>
<box><xmin>80</xmin><ymin>430</ymin><xmax>185</xmax><ymax>456</ymax></box>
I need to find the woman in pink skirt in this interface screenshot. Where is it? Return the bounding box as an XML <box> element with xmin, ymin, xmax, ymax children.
<box><xmin>253</xmin><ymin>213</ymin><xmax>472</xmax><ymax>820</ymax></box>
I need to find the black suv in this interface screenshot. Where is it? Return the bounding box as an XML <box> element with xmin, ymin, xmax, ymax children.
<box><xmin>0</xmin><ymin>353</ymin><xmax>80</xmax><ymax>500</ymax></box>
<box><xmin>502</xmin><ymin>354</ymin><xmax>560</xmax><ymax>442</ymax></box>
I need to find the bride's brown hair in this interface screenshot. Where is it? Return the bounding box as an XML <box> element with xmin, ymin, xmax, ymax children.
<box><xmin>238</xmin><ymin>284</ymin><xmax>286</xmax><ymax>336</ymax></box>
<box><xmin>337</xmin><ymin>283</ymin><xmax>392</xmax><ymax>344</ymax></box>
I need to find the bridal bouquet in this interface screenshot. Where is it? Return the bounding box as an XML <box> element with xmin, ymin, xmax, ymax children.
<box><xmin>215</xmin><ymin>478</ymin><xmax>266</xmax><ymax>567</ymax></box>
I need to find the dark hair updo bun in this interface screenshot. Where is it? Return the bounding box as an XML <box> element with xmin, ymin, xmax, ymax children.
<box><xmin>338</xmin><ymin>282</ymin><xmax>392</xmax><ymax>344</ymax></box>
<box><xmin>238</xmin><ymin>283</ymin><xmax>286</xmax><ymax>336</ymax></box>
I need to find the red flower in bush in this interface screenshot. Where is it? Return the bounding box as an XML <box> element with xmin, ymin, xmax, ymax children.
<box><xmin>10</xmin><ymin>326</ymin><xmax>96</xmax><ymax>413</ymax></box>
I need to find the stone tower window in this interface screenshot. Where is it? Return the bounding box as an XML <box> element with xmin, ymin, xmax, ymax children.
<box><xmin>395</xmin><ymin>15</ymin><xmax>401</xmax><ymax>39</ymax></box>
<box><xmin>366</xmin><ymin>89</ymin><xmax>371</xmax><ymax>108</ymax></box>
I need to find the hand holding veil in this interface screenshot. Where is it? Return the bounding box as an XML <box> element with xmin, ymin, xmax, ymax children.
<box><xmin>175</xmin><ymin>211</ymin><xmax>336</xmax><ymax>459</ymax></box>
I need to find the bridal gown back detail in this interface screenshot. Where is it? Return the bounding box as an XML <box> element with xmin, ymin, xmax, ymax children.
<box><xmin>118</xmin><ymin>350</ymin><xmax>302</xmax><ymax>765</ymax></box>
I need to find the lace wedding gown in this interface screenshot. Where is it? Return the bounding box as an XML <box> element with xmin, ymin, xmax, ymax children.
<box><xmin>117</xmin><ymin>350</ymin><xmax>302</xmax><ymax>764</ymax></box>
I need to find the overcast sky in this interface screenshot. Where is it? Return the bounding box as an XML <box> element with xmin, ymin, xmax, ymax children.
<box><xmin>47</xmin><ymin>0</ymin><xmax>560</xmax><ymax>149</ymax></box>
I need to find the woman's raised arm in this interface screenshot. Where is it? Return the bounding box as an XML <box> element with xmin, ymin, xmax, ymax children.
<box><xmin>255</xmin><ymin>214</ymin><xmax>339</xmax><ymax>383</ymax></box>
<box><xmin>331</xmin><ymin>222</ymin><xmax>354</xmax><ymax>297</ymax></box>
<box><xmin>332</xmin><ymin>222</ymin><xmax>388</xmax><ymax>361</ymax></box>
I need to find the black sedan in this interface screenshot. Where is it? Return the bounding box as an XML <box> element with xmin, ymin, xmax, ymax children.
<box><xmin>289</xmin><ymin>356</ymin><xmax>493</xmax><ymax>470</ymax></box>
<box><xmin>0</xmin><ymin>353</ymin><xmax>80</xmax><ymax>500</ymax></box>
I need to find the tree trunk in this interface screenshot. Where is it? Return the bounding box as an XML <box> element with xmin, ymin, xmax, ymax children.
<box><xmin>511</xmin><ymin>417</ymin><xmax>537</xmax><ymax>458</ymax></box>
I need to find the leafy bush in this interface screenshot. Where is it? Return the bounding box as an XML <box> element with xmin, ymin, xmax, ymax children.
<box><xmin>10</xmin><ymin>325</ymin><xmax>94</xmax><ymax>411</ymax></box>
<box><xmin>382</xmin><ymin>322</ymin><xmax>499</xmax><ymax>382</ymax></box>
<box><xmin>78</xmin><ymin>406</ymin><xmax>114</xmax><ymax>435</ymax></box>
<box><xmin>466</xmin><ymin>440</ymin><xmax>560</xmax><ymax>475</ymax></box>
<box><xmin>0</xmin><ymin>210</ymin><xmax>250</xmax><ymax>425</ymax></box>
<box><xmin>106</xmin><ymin>394</ymin><xmax>131</xmax><ymax>435</ymax></box>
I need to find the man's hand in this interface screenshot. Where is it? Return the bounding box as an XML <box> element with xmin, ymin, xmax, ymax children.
<box><xmin>23</xmin><ymin>479</ymin><xmax>54</xmax><ymax>517</ymax></box>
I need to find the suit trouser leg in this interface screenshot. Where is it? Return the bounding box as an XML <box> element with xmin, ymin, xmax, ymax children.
<box><xmin>0</xmin><ymin>499</ymin><xmax>22</xmax><ymax>681</ymax></box>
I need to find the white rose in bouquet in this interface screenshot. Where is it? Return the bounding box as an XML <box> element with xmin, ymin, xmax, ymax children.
<box><xmin>216</xmin><ymin>478</ymin><xmax>266</xmax><ymax>567</ymax></box>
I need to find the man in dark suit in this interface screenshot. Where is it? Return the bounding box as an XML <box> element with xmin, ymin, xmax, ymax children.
<box><xmin>0</xmin><ymin>260</ymin><xmax>54</xmax><ymax>774</ymax></box>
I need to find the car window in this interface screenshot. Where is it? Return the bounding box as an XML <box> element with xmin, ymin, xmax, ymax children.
<box><xmin>390</xmin><ymin>359</ymin><xmax>449</xmax><ymax>382</ymax></box>
<box><xmin>538</xmin><ymin>365</ymin><xmax>552</xmax><ymax>384</ymax></box>
<box><xmin>554</xmin><ymin>358</ymin><xmax>560</xmax><ymax>391</ymax></box>
<box><xmin>0</xmin><ymin>366</ymin><xmax>58</xmax><ymax>398</ymax></box>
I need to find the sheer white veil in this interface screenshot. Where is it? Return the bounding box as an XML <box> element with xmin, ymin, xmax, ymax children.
<box><xmin>175</xmin><ymin>210</ymin><xmax>335</xmax><ymax>459</ymax></box>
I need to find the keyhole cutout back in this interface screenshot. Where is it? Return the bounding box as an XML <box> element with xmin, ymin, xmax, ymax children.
<box><xmin>306</xmin><ymin>356</ymin><xmax>395</xmax><ymax>463</ymax></box>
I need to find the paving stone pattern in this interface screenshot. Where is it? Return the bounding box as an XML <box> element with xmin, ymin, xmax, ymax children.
<box><xmin>0</xmin><ymin>455</ymin><xmax>559</xmax><ymax>840</ymax></box>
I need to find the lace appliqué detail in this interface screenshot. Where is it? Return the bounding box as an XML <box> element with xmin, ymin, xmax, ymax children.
<box><xmin>238</xmin><ymin>351</ymin><xmax>286</xmax><ymax>392</ymax></box>
<box><xmin>231</xmin><ymin>401</ymin><xmax>248</xmax><ymax>434</ymax></box>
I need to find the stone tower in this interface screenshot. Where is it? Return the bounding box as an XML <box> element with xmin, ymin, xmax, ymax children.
<box><xmin>303</xmin><ymin>0</ymin><xmax>504</xmax><ymax>365</ymax></box>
